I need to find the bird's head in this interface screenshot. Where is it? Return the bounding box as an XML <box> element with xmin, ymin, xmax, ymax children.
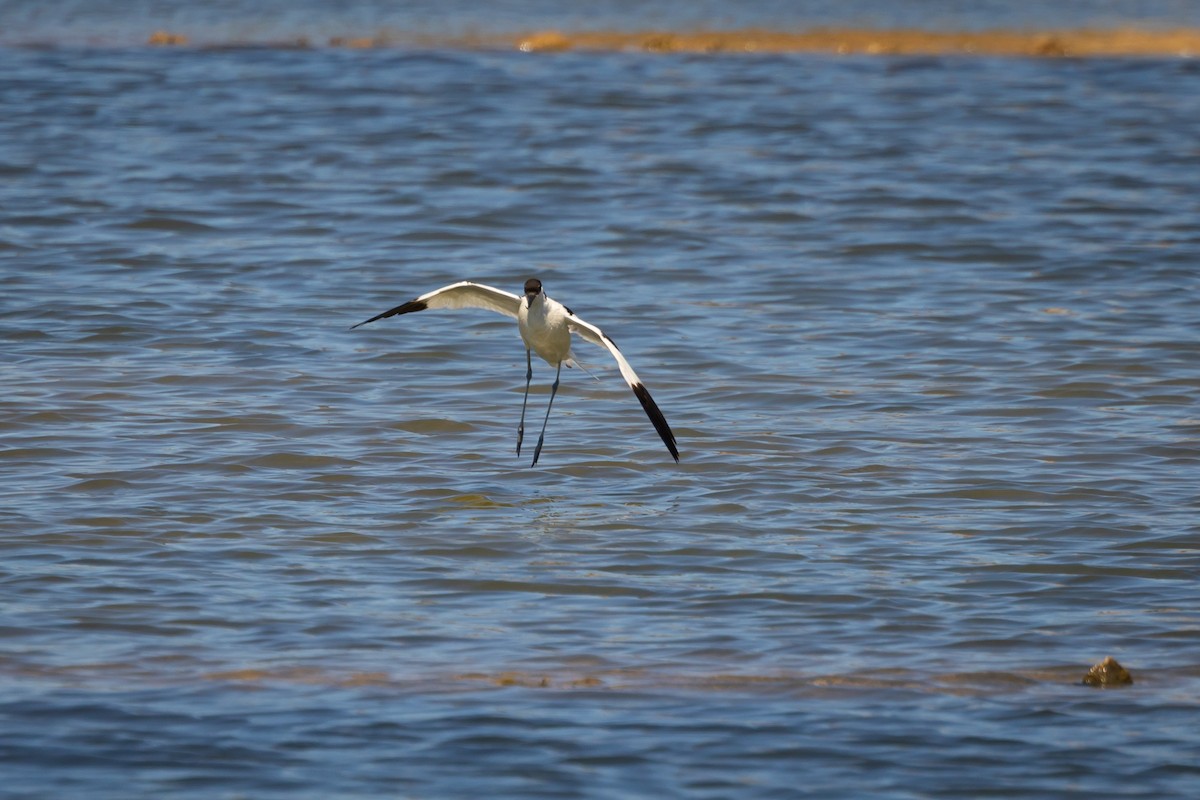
<box><xmin>524</xmin><ymin>278</ymin><xmax>543</xmax><ymax>306</ymax></box>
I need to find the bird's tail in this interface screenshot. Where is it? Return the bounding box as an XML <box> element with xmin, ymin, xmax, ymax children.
<box><xmin>565</xmin><ymin>355</ymin><xmax>602</xmax><ymax>382</ymax></box>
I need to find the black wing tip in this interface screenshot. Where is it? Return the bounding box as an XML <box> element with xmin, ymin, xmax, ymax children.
<box><xmin>350</xmin><ymin>299</ymin><xmax>428</xmax><ymax>329</ymax></box>
<box><xmin>633</xmin><ymin>382</ymin><xmax>680</xmax><ymax>463</ymax></box>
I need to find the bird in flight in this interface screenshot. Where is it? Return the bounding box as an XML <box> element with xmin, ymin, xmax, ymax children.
<box><xmin>352</xmin><ymin>279</ymin><xmax>679</xmax><ymax>466</ymax></box>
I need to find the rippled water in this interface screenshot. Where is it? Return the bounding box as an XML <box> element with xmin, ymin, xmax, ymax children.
<box><xmin>3</xmin><ymin>12</ymin><xmax>1200</xmax><ymax>799</ymax></box>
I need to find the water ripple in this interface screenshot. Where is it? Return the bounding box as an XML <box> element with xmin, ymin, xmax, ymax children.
<box><xmin>2</xmin><ymin>36</ymin><xmax>1199</xmax><ymax>800</ymax></box>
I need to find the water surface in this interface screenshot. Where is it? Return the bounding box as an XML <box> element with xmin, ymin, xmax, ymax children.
<box><xmin>2</xmin><ymin>15</ymin><xmax>1199</xmax><ymax>800</ymax></box>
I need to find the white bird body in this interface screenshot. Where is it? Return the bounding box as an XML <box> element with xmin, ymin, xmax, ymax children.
<box><xmin>352</xmin><ymin>278</ymin><xmax>679</xmax><ymax>466</ymax></box>
<box><xmin>519</xmin><ymin>290</ymin><xmax>574</xmax><ymax>368</ymax></box>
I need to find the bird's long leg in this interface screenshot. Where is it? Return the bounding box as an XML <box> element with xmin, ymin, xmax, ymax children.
<box><xmin>516</xmin><ymin>349</ymin><xmax>532</xmax><ymax>456</ymax></box>
<box><xmin>531</xmin><ymin>361</ymin><xmax>562</xmax><ymax>467</ymax></box>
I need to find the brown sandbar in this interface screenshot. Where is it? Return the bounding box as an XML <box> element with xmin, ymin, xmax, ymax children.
<box><xmin>140</xmin><ymin>27</ymin><xmax>1200</xmax><ymax>57</ymax></box>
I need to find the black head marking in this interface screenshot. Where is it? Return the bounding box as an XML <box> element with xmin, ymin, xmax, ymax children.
<box><xmin>524</xmin><ymin>278</ymin><xmax>542</xmax><ymax>296</ymax></box>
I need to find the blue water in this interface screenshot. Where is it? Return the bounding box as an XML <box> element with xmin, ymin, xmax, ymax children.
<box><xmin>2</xmin><ymin>4</ymin><xmax>1200</xmax><ymax>798</ymax></box>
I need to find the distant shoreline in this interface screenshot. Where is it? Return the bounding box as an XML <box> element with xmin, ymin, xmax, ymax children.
<box><xmin>135</xmin><ymin>27</ymin><xmax>1200</xmax><ymax>57</ymax></box>
<box><xmin>505</xmin><ymin>28</ymin><xmax>1200</xmax><ymax>57</ymax></box>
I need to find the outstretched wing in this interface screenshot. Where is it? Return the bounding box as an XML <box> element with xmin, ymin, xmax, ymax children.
<box><xmin>351</xmin><ymin>281</ymin><xmax>521</xmax><ymax>329</ymax></box>
<box><xmin>566</xmin><ymin>313</ymin><xmax>680</xmax><ymax>462</ymax></box>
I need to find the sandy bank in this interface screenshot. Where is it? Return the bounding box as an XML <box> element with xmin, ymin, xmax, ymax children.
<box><xmin>145</xmin><ymin>27</ymin><xmax>1200</xmax><ymax>58</ymax></box>
<box><xmin>506</xmin><ymin>28</ymin><xmax>1200</xmax><ymax>57</ymax></box>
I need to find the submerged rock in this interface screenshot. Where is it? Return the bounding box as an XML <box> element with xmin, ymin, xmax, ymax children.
<box><xmin>147</xmin><ymin>30</ymin><xmax>188</xmax><ymax>46</ymax></box>
<box><xmin>1082</xmin><ymin>656</ymin><xmax>1133</xmax><ymax>687</ymax></box>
